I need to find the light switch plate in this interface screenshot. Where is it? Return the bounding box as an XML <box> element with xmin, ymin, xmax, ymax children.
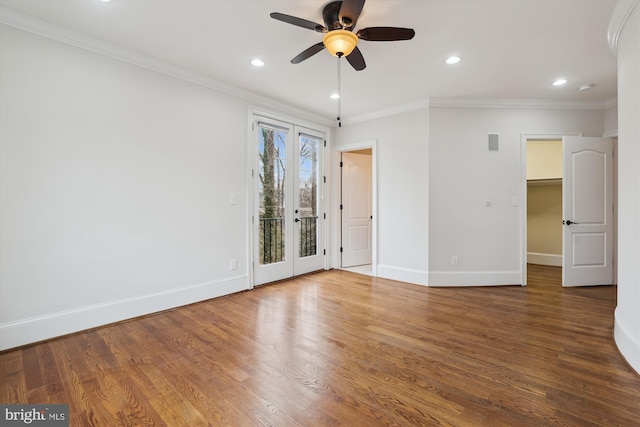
<box><xmin>488</xmin><ymin>133</ymin><xmax>499</xmax><ymax>151</ymax></box>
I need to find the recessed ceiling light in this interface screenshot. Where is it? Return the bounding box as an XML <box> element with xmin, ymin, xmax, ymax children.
<box><xmin>578</xmin><ymin>84</ymin><xmax>593</xmax><ymax>91</ymax></box>
<box><xmin>100</xmin><ymin>0</ymin><xmax>112</xmax><ymax>3</ymax></box>
<box><xmin>330</xmin><ymin>93</ymin><xmax>340</xmax><ymax>100</ymax></box>
<box><xmin>553</xmin><ymin>78</ymin><xmax>568</xmax><ymax>86</ymax></box>
<box><xmin>446</xmin><ymin>56</ymin><xmax>461</xmax><ymax>65</ymax></box>
<box><xmin>251</xmin><ymin>59</ymin><xmax>265</xmax><ymax>67</ymax></box>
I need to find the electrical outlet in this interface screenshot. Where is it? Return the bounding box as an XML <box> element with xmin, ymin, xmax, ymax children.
<box><xmin>230</xmin><ymin>259</ymin><xmax>237</xmax><ymax>270</ymax></box>
<box><xmin>451</xmin><ymin>256</ymin><xmax>458</xmax><ymax>266</ymax></box>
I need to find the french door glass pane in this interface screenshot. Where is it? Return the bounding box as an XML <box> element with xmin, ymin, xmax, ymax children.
<box><xmin>298</xmin><ymin>134</ymin><xmax>320</xmax><ymax>258</ymax></box>
<box><xmin>258</xmin><ymin>125</ymin><xmax>287</xmax><ymax>265</ymax></box>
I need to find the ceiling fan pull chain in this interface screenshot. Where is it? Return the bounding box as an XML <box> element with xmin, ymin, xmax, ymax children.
<box><xmin>337</xmin><ymin>56</ymin><xmax>342</xmax><ymax>127</ymax></box>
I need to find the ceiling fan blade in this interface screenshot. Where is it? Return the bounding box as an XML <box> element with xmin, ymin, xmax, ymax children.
<box><xmin>339</xmin><ymin>0</ymin><xmax>365</xmax><ymax>29</ymax></box>
<box><xmin>357</xmin><ymin>27</ymin><xmax>415</xmax><ymax>41</ymax></box>
<box><xmin>291</xmin><ymin>43</ymin><xmax>326</xmax><ymax>64</ymax></box>
<box><xmin>270</xmin><ymin>12</ymin><xmax>327</xmax><ymax>33</ymax></box>
<box><xmin>346</xmin><ymin>46</ymin><xmax>366</xmax><ymax>71</ymax></box>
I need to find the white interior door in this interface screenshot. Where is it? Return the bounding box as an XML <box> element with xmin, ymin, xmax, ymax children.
<box><xmin>562</xmin><ymin>136</ymin><xmax>613</xmax><ymax>287</ymax></box>
<box><xmin>341</xmin><ymin>152</ymin><xmax>372</xmax><ymax>267</ymax></box>
<box><xmin>253</xmin><ymin>119</ymin><xmax>324</xmax><ymax>285</ymax></box>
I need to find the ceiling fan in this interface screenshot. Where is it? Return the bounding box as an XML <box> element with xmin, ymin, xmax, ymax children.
<box><xmin>270</xmin><ymin>0</ymin><xmax>415</xmax><ymax>71</ymax></box>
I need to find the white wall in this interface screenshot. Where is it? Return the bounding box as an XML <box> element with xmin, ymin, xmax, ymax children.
<box><xmin>0</xmin><ymin>24</ymin><xmax>250</xmax><ymax>349</ymax></box>
<box><xmin>428</xmin><ymin>106</ymin><xmax>605</xmax><ymax>286</ymax></box>
<box><xmin>604</xmin><ymin>104</ymin><xmax>619</xmax><ymax>135</ymax></box>
<box><xmin>333</xmin><ymin>106</ymin><xmax>607</xmax><ymax>288</ymax></box>
<box><xmin>612</xmin><ymin>0</ymin><xmax>640</xmax><ymax>374</ymax></box>
<box><xmin>333</xmin><ymin>109</ymin><xmax>429</xmax><ymax>285</ymax></box>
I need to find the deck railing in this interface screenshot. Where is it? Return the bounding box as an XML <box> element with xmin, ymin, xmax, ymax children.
<box><xmin>259</xmin><ymin>216</ymin><xmax>317</xmax><ymax>264</ymax></box>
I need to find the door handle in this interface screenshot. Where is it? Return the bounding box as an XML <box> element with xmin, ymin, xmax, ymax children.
<box><xmin>563</xmin><ymin>220</ymin><xmax>579</xmax><ymax>225</ymax></box>
<box><xmin>295</xmin><ymin>218</ymin><xmax>300</xmax><ymax>223</ymax></box>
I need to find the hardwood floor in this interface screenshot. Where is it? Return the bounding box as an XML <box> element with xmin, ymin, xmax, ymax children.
<box><xmin>2</xmin><ymin>265</ymin><xmax>639</xmax><ymax>426</ymax></box>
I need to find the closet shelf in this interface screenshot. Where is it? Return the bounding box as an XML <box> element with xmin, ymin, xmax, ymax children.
<box><xmin>527</xmin><ymin>178</ymin><xmax>562</xmax><ymax>186</ymax></box>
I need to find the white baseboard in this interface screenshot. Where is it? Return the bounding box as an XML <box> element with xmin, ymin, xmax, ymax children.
<box><xmin>0</xmin><ymin>275</ymin><xmax>249</xmax><ymax>351</ymax></box>
<box><xmin>428</xmin><ymin>270</ymin><xmax>522</xmax><ymax>287</ymax></box>
<box><xmin>527</xmin><ymin>252</ymin><xmax>562</xmax><ymax>266</ymax></box>
<box><xmin>376</xmin><ymin>264</ymin><xmax>428</xmax><ymax>286</ymax></box>
<box><xmin>614</xmin><ymin>308</ymin><xmax>640</xmax><ymax>375</ymax></box>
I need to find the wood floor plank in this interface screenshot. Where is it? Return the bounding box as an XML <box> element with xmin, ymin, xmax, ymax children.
<box><xmin>0</xmin><ymin>349</ymin><xmax>27</xmax><ymax>403</ymax></box>
<box><xmin>1</xmin><ymin>265</ymin><xmax>639</xmax><ymax>426</ymax></box>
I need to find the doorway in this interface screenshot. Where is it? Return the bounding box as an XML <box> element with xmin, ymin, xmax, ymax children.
<box><xmin>252</xmin><ymin>116</ymin><xmax>326</xmax><ymax>285</ymax></box>
<box><xmin>341</xmin><ymin>150</ymin><xmax>372</xmax><ymax>270</ymax></box>
<box><xmin>526</xmin><ymin>139</ymin><xmax>563</xmax><ymax>268</ymax></box>
<box><xmin>521</xmin><ymin>134</ymin><xmax>616</xmax><ymax>287</ymax></box>
<box><xmin>336</xmin><ymin>141</ymin><xmax>377</xmax><ymax>276</ymax></box>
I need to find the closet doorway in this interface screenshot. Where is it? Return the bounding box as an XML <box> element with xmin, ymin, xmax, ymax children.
<box><xmin>522</xmin><ymin>135</ymin><xmax>616</xmax><ymax>287</ymax></box>
<box><xmin>526</xmin><ymin>139</ymin><xmax>563</xmax><ymax>268</ymax></box>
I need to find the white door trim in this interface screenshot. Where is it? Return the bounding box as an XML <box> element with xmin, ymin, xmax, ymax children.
<box><xmin>334</xmin><ymin>140</ymin><xmax>377</xmax><ymax>275</ymax></box>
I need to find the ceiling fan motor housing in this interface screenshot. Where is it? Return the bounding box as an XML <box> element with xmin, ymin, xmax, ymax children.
<box><xmin>323</xmin><ymin>1</ymin><xmax>348</xmax><ymax>30</ymax></box>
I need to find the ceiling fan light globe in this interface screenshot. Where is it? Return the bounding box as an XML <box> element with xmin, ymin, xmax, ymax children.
<box><xmin>323</xmin><ymin>30</ymin><xmax>358</xmax><ymax>57</ymax></box>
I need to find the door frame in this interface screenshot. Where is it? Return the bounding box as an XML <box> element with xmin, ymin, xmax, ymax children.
<box><xmin>247</xmin><ymin>106</ymin><xmax>331</xmax><ymax>288</ymax></box>
<box><xmin>520</xmin><ymin>133</ymin><xmax>618</xmax><ymax>287</ymax></box>
<box><xmin>519</xmin><ymin>133</ymin><xmax>580</xmax><ymax>287</ymax></box>
<box><xmin>334</xmin><ymin>140</ymin><xmax>377</xmax><ymax>275</ymax></box>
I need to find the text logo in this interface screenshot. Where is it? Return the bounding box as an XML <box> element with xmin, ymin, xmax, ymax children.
<box><xmin>1</xmin><ymin>405</ymin><xmax>69</xmax><ymax>426</ymax></box>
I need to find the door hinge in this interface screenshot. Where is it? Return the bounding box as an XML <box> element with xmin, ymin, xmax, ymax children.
<box><xmin>324</xmin><ymin>140</ymin><xmax>327</xmax><ymax>147</ymax></box>
<box><xmin>340</xmin><ymin>204</ymin><xmax>343</xmax><ymax>210</ymax></box>
<box><xmin>340</xmin><ymin>161</ymin><xmax>343</xmax><ymax>167</ymax></box>
<box><xmin>323</xmin><ymin>249</ymin><xmax>326</xmax><ymax>255</ymax></box>
<box><xmin>323</xmin><ymin>176</ymin><xmax>326</xmax><ymax>183</ymax></box>
<box><xmin>340</xmin><ymin>247</ymin><xmax>343</xmax><ymax>253</ymax></box>
<box><xmin>324</xmin><ymin>213</ymin><xmax>326</xmax><ymax>219</ymax></box>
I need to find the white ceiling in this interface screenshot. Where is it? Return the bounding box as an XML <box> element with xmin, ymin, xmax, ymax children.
<box><xmin>0</xmin><ymin>0</ymin><xmax>618</xmax><ymax>123</ymax></box>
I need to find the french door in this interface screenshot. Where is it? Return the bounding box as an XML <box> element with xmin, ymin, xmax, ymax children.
<box><xmin>253</xmin><ymin>117</ymin><xmax>325</xmax><ymax>285</ymax></box>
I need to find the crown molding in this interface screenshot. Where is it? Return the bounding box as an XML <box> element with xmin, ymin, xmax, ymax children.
<box><xmin>0</xmin><ymin>6</ymin><xmax>334</xmax><ymax>127</ymax></box>
<box><xmin>342</xmin><ymin>100</ymin><xmax>430</xmax><ymax>125</ymax></box>
<box><xmin>429</xmin><ymin>97</ymin><xmax>611</xmax><ymax>110</ymax></box>
<box><xmin>607</xmin><ymin>0</ymin><xmax>639</xmax><ymax>56</ymax></box>
<box><xmin>341</xmin><ymin>96</ymin><xmax>616</xmax><ymax>126</ymax></box>
<box><xmin>604</xmin><ymin>97</ymin><xmax>618</xmax><ymax>109</ymax></box>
